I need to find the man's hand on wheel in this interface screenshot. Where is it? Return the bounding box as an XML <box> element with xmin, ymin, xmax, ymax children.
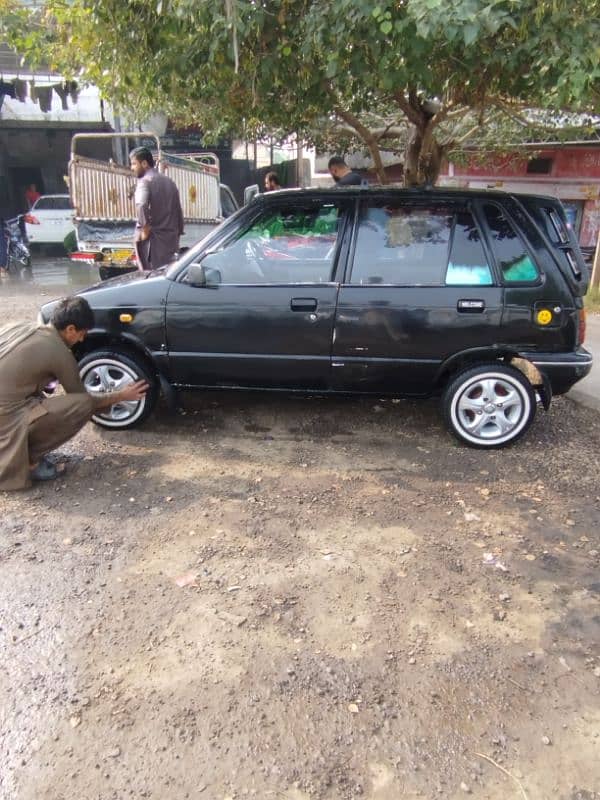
<box><xmin>118</xmin><ymin>380</ymin><xmax>149</xmax><ymax>402</ymax></box>
<box><xmin>93</xmin><ymin>379</ymin><xmax>149</xmax><ymax>411</ymax></box>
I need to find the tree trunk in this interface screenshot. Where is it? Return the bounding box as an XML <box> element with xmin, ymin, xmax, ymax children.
<box><xmin>404</xmin><ymin>124</ymin><xmax>445</xmax><ymax>187</ymax></box>
<box><xmin>366</xmin><ymin>138</ymin><xmax>388</xmax><ymax>184</ymax></box>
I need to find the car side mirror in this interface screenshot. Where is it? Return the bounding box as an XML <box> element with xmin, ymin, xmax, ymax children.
<box><xmin>244</xmin><ymin>184</ymin><xmax>259</xmax><ymax>205</ymax></box>
<box><xmin>187</xmin><ymin>263</ymin><xmax>207</xmax><ymax>286</ymax></box>
<box><xmin>187</xmin><ymin>261</ymin><xmax>222</xmax><ymax>287</ymax></box>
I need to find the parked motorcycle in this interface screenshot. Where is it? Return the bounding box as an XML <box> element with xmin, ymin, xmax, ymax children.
<box><xmin>1</xmin><ymin>215</ymin><xmax>32</xmax><ymax>280</ymax></box>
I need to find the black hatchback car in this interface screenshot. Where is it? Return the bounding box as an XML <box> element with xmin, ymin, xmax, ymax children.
<box><xmin>41</xmin><ymin>187</ymin><xmax>592</xmax><ymax>448</ymax></box>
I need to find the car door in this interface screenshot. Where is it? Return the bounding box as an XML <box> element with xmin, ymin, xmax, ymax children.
<box><xmin>165</xmin><ymin>198</ymin><xmax>350</xmax><ymax>390</ymax></box>
<box><xmin>331</xmin><ymin>198</ymin><xmax>504</xmax><ymax>395</ymax></box>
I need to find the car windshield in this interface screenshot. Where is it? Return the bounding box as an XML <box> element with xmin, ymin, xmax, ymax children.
<box><xmin>165</xmin><ymin>203</ymin><xmax>249</xmax><ymax>279</ymax></box>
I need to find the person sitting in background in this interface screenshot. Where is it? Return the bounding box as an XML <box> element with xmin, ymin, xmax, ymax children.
<box><xmin>264</xmin><ymin>171</ymin><xmax>282</xmax><ymax>191</ymax></box>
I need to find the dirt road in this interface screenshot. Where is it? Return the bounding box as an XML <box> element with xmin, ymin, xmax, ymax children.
<box><xmin>1</xmin><ymin>270</ymin><xmax>599</xmax><ymax>800</ymax></box>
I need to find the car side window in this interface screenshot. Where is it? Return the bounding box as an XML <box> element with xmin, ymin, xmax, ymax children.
<box><xmin>483</xmin><ymin>203</ymin><xmax>539</xmax><ymax>283</ymax></box>
<box><xmin>203</xmin><ymin>203</ymin><xmax>341</xmax><ymax>284</ymax></box>
<box><xmin>220</xmin><ymin>187</ymin><xmax>238</xmax><ymax>218</ymax></box>
<box><xmin>351</xmin><ymin>203</ymin><xmax>462</xmax><ymax>286</ymax></box>
<box><xmin>445</xmin><ymin>209</ymin><xmax>493</xmax><ymax>285</ymax></box>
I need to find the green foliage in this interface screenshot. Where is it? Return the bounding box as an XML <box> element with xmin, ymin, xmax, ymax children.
<box><xmin>2</xmin><ymin>0</ymin><xmax>599</xmax><ymax>184</ymax></box>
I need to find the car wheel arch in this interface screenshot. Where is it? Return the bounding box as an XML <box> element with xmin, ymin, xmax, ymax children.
<box><xmin>434</xmin><ymin>346</ymin><xmax>521</xmax><ymax>393</ymax></box>
<box><xmin>75</xmin><ymin>333</ymin><xmax>157</xmax><ymax>376</ymax></box>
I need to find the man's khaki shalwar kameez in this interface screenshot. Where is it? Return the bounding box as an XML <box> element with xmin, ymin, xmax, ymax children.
<box><xmin>0</xmin><ymin>322</ymin><xmax>102</xmax><ymax>491</ymax></box>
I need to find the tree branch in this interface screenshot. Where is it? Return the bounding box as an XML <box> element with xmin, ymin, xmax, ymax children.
<box><xmin>333</xmin><ymin>106</ymin><xmax>388</xmax><ymax>182</ymax></box>
<box><xmin>392</xmin><ymin>89</ymin><xmax>422</xmax><ymax>126</ymax></box>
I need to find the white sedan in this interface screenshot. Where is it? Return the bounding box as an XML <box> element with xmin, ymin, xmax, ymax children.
<box><xmin>25</xmin><ymin>195</ymin><xmax>75</xmax><ymax>245</ymax></box>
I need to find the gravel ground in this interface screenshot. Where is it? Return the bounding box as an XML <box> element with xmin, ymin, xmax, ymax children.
<box><xmin>1</xmin><ymin>262</ymin><xmax>599</xmax><ymax>800</ymax></box>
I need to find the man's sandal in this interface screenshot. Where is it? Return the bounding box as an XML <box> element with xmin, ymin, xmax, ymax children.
<box><xmin>30</xmin><ymin>458</ymin><xmax>65</xmax><ymax>482</ymax></box>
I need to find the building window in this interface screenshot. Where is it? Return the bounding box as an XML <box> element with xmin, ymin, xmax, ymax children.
<box><xmin>526</xmin><ymin>157</ymin><xmax>553</xmax><ymax>175</ymax></box>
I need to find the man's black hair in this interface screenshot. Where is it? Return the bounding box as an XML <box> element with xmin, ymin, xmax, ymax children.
<box><xmin>129</xmin><ymin>146</ymin><xmax>155</xmax><ymax>168</ymax></box>
<box><xmin>328</xmin><ymin>156</ymin><xmax>347</xmax><ymax>169</ymax></box>
<box><xmin>51</xmin><ymin>296</ymin><xmax>95</xmax><ymax>331</ymax></box>
<box><xmin>265</xmin><ymin>170</ymin><xmax>281</xmax><ymax>186</ymax></box>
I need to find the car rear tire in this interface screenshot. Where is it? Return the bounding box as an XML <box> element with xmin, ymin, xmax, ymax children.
<box><xmin>442</xmin><ymin>363</ymin><xmax>536</xmax><ymax>448</ymax></box>
<box><xmin>79</xmin><ymin>350</ymin><xmax>158</xmax><ymax>430</ymax></box>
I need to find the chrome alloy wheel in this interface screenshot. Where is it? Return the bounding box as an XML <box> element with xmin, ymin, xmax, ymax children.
<box><xmin>447</xmin><ymin>368</ymin><xmax>534</xmax><ymax>447</ymax></box>
<box><xmin>81</xmin><ymin>357</ymin><xmax>147</xmax><ymax>428</ymax></box>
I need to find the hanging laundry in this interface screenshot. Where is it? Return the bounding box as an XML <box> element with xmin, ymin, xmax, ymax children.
<box><xmin>66</xmin><ymin>80</ymin><xmax>79</xmax><ymax>104</ymax></box>
<box><xmin>0</xmin><ymin>81</ymin><xmax>16</xmax><ymax>99</ymax></box>
<box><xmin>13</xmin><ymin>78</ymin><xmax>27</xmax><ymax>102</ymax></box>
<box><xmin>0</xmin><ymin>81</ymin><xmax>16</xmax><ymax>113</ymax></box>
<box><xmin>54</xmin><ymin>82</ymin><xmax>69</xmax><ymax>110</ymax></box>
<box><xmin>34</xmin><ymin>86</ymin><xmax>53</xmax><ymax>112</ymax></box>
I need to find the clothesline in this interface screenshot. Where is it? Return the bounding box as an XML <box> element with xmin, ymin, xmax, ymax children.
<box><xmin>0</xmin><ymin>78</ymin><xmax>79</xmax><ymax>113</ymax></box>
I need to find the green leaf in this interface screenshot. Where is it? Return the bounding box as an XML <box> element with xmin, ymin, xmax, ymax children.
<box><xmin>380</xmin><ymin>20</ymin><xmax>392</xmax><ymax>34</ymax></box>
<box><xmin>463</xmin><ymin>23</ymin><xmax>478</xmax><ymax>46</ymax></box>
<box><xmin>325</xmin><ymin>57</ymin><xmax>338</xmax><ymax>78</ymax></box>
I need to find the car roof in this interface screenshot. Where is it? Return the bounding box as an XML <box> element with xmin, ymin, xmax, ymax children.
<box><xmin>252</xmin><ymin>186</ymin><xmax>561</xmax><ymax>205</ymax></box>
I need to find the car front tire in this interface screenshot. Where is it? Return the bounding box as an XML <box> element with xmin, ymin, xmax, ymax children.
<box><xmin>79</xmin><ymin>350</ymin><xmax>158</xmax><ymax>430</ymax></box>
<box><xmin>442</xmin><ymin>363</ymin><xmax>536</xmax><ymax>448</ymax></box>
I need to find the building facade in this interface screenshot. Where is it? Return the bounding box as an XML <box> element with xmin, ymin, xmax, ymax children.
<box><xmin>439</xmin><ymin>143</ymin><xmax>600</xmax><ymax>250</ymax></box>
<box><xmin>0</xmin><ymin>44</ymin><xmax>112</xmax><ymax>216</ymax></box>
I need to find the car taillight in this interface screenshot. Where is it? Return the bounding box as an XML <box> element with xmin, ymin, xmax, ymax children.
<box><xmin>24</xmin><ymin>214</ymin><xmax>39</xmax><ymax>224</ymax></box>
<box><xmin>578</xmin><ymin>308</ymin><xmax>586</xmax><ymax>345</ymax></box>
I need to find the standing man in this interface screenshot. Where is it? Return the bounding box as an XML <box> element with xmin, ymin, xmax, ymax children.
<box><xmin>327</xmin><ymin>156</ymin><xmax>363</xmax><ymax>186</ymax></box>
<box><xmin>25</xmin><ymin>183</ymin><xmax>41</xmax><ymax>209</ymax></box>
<box><xmin>264</xmin><ymin>171</ymin><xmax>281</xmax><ymax>191</ymax></box>
<box><xmin>0</xmin><ymin>296</ymin><xmax>148</xmax><ymax>490</ymax></box>
<box><xmin>130</xmin><ymin>146</ymin><xmax>184</xmax><ymax>271</ymax></box>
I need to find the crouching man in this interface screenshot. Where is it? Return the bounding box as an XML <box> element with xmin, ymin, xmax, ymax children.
<box><xmin>0</xmin><ymin>296</ymin><xmax>148</xmax><ymax>490</ymax></box>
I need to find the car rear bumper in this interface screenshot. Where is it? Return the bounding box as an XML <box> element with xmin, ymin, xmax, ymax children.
<box><xmin>521</xmin><ymin>347</ymin><xmax>593</xmax><ymax>395</ymax></box>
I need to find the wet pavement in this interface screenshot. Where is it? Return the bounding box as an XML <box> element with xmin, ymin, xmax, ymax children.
<box><xmin>23</xmin><ymin>249</ymin><xmax>99</xmax><ymax>289</ymax></box>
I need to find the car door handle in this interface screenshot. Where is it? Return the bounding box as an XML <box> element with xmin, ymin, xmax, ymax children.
<box><xmin>291</xmin><ymin>297</ymin><xmax>317</xmax><ymax>312</ymax></box>
<box><xmin>457</xmin><ymin>299</ymin><xmax>485</xmax><ymax>312</ymax></box>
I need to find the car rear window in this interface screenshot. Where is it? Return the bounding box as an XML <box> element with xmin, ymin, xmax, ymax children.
<box><xmin>482</xmin><ymin>203</ymin><xmax>539</xmax><ymax>283</ymax></box>
<box><xmin>34</xmin><ymin>196</ymin><xmax>72</xmax><ymax>211</ymax></box>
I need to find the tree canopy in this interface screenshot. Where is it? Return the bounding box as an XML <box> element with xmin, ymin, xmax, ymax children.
<box><xmin>2</xmin><ymin>0</ymin><xmax>599</xmax><ymax>184</ymax></box>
